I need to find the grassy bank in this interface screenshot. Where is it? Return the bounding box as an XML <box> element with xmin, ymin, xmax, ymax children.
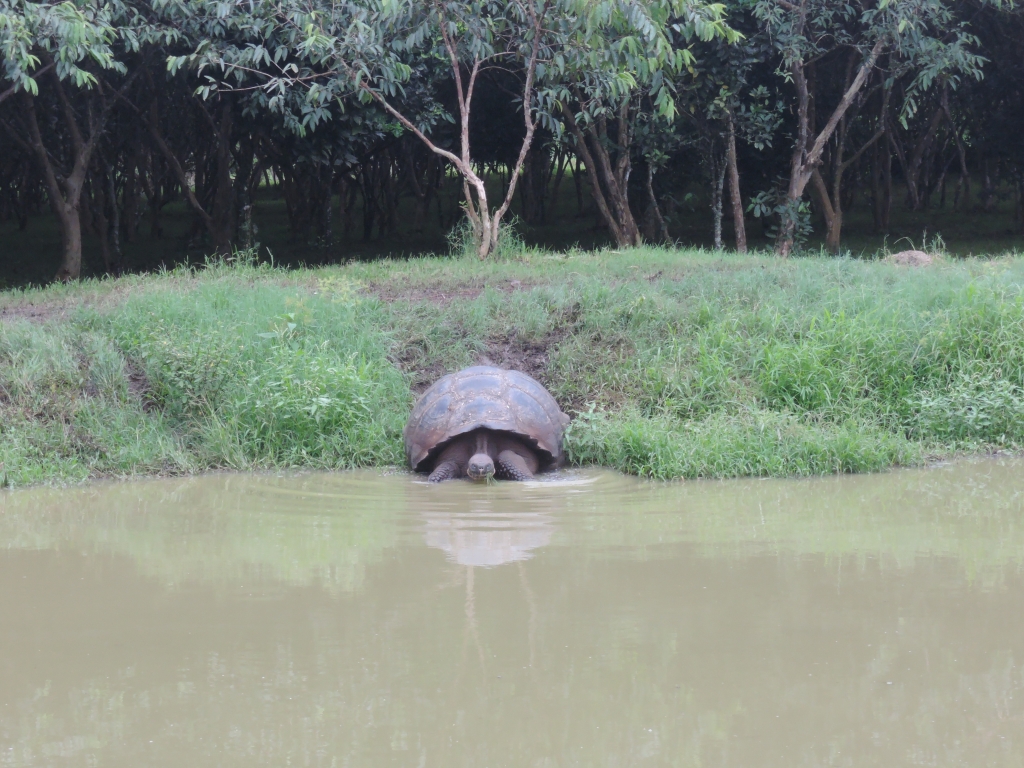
<box><xmin>3</xmin><ymin>246</ymin><xmax>1024</xmax><ymax>486</ymax></box>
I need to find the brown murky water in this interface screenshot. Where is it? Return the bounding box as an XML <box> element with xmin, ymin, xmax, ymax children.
<box><xmin>2</xmin><ymin>461</ymin><xmax>1024</xmax><ymax>767</ymax></box>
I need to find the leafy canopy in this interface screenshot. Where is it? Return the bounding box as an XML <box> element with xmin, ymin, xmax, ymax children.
<box><xmin>167</xmin><ymin>0</ymin><xmax>739</xmax><ymax>134</ymax></box>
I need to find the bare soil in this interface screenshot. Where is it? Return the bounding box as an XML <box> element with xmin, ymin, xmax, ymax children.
<box><xmin>125</xmin><ymin>361</ymin><xmax>156</xmax><ymax>410</ymax></box>
<box><xmin>381</xmin><ymin>281</ymin><xmax>580</xmax><ymax>396</ymax></box>
<box><xmin>368</xmin><ymin>277</ymin><xmax>536</xmax><ymax>306</ymax></box>
<box><xmin>479</xmin><ymin>332</ymin><xmax>556</xmax><ymax>384</ymax></box>
<box><xmin>0</xmin><ymin>302</ymin><xmax>67</xmax><ymax>323</ymax></box>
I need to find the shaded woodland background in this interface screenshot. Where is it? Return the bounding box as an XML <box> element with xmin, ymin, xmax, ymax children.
<box><xmin>1</xmin><ymin>0</ymin><xmax>1023</xmax><ymax>287</ymax></box>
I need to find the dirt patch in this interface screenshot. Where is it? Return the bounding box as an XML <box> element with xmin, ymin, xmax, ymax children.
<box><xmin>0</xmin><ymin>281</ymin><xmax>156</xmax><ymax>325</ymax></box>
<box><xmin>394</xmin><ymin>324</ymin><xmax>562</xmax><ymax>397</ymax></box>
<box><xmin>478</xmin><ymin>332</ymin><xmax>556</xmax><ymax>384</ymax></box>
<box><xmin>370</xmin><ymin>278</ymin><xmax>536</xmax><ymax>306</ymax></box>
<box><xmin>126</xmin><ymin>361</ymin><xmax>157</xmax><ymax>411</ymax></box>
<box><xmin>479</xmin><ymin>301</ymin><xmax>582</xmax><ymax>383</ymax></box>
<box><xmin>402</xmin><ymin>354</ymin><xmax>453</xmax><ymax>396</ymax></box>
<box><xmin>0</xmin><ymin>302</ymin><xmax>68</xmax><ymax>323</ymax></box>
<box><xmin>398</xmin><ymin>328</ymin><xmax>563</xmax><ymax>398</ymax></box>
<box><xmin>389</xmin><ymin>321</ymin><xmax>471</xmax><ymax>395</ymax></box>
<box><xmin>394</xmin><ymin>301</ymin><xmax>581</xmax><ymax>397</ymax></box>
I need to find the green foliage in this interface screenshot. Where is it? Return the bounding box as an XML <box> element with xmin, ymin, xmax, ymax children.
<box><xmin>0</xmin><ymin>0</ymin><xmax>128</xmax><ymax>93</ymax></box>
<box><xmin>913</xmin><ymin>372</ymin><xmax>1024</xmax><ymax>445</ymax></box>
<box><xmin>108</xmin><ymin>271</ymin><xmax>410</xmax><ymax>468</ymax></box>
<box><xmin>565</xmin><ymin>406</ymin><xmax>917</xmax><ymax>479</ymax></box>
<box><xmin>748</xmin><ymin>194</ymin><xmax>813</xmax><ymax>250</ymax></box>
<box><xmin>173</xmin><ymin>0</ymin><xmax>735</xmax><ymax>127</ymax></box>
<box><xmin>0</xmin><ymin>318</ymin><xmax>191</xmax><ymax>484</ymax></box>
<box><xmin>752</xmin><ymin>0</ymin><xmax>988</xmax><ymax>96</ymax></box>
<box><xmin>446</xmin><ymin>217</ymin><xmax>528</xmax><ymax>261</ymax></box>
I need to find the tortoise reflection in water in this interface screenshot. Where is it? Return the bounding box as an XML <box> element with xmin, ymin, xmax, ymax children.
<box><xmin>404</xmin><ymin>366</ymin><xmax>570</xmax><ymax>482</ymax></box>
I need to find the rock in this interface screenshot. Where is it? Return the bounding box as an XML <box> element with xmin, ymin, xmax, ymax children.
<box><xmin>886</xmin><ymin>250</ymin><xmax>934</xmax><ymax>267</ymax></box>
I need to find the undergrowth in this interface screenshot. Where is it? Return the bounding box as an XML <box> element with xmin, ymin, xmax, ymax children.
<box><xmin>3</xmin><ymin>247</ymin><xmax>1024</xmax><ymax>486</ymax></box>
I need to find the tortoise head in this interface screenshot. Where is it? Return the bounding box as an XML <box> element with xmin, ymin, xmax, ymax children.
<box><xmin>467</xmin><ymin>452</ymin><xmax>495</xmax><ymax>481</ymax></box>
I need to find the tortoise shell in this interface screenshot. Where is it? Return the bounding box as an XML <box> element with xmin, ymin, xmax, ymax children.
<box><xmin>404</xmin><ymin>366</ymin><xmax>570</xmax><ymax>473</ymax></box>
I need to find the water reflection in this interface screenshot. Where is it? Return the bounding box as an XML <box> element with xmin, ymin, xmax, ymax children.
<box><xmin>423</xmin><ymin>509</ymin><xmax>553</xmax><ymax>566</ymax></box>
<box><xmin>422</xmin><ymin>502</ymin><xmax>553</xmax><ymax>566</ymax></box>
<box><xmin>1</xmin><ymin>460</ymin><xmax>1023</xmax><ymax>767</ymax></box>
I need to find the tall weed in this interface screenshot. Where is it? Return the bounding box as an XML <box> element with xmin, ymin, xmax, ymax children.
<box><xmin>108</xmin><ymin>278</ymin><xmax>410</xmax><ymax>469</ymax></box>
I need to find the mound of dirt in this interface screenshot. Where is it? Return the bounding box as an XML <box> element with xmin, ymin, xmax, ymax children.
<box><xmin>886</xmin><ymin>250</ymin><xmax>934</xmax><ymax>267</ymax></box>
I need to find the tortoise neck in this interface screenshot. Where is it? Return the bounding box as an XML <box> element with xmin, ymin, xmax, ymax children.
<box><xmin>474</xmin><ymin>430</ymin><xmax>490</xmax><ymax>456</ymax></box>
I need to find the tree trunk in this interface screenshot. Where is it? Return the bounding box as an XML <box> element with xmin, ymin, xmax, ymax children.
<box><xmin>51</xmin><ymin>204</ymin><xmax>84</xmax><ymax>282</ymax></box>
<box><xmin>146</xmin><ymin>92</ymin><xmax>234</xmax><ymax>255</ymax></box>
<box><xmin>643</xmin><ymin>162</ymin><xmax>668</xmax><ymax>243</ymax></box>
<box><xmin>15</xmin><ymin>164</ymin><xmax>32</xmax><ymax>231</ymax></box>
<box><xmin>340</xmin><ymin>173</ymin><xmax>357</xmax><ymax>238</ymax></box>
<box><xmin>89</xmin><ymin>172</ymin><xmax>115</xmax><ymax>272</ymax></box>
<box><xmin>711</xmin><ymin>149</ymin><xmax>727</xmax><ymax>250</ymax></box>
<box><xmin>550</xmin><ymin>150</ymin><xmax>569</xmax><ymax>214</ymax></box>
<box><xmin>519</xmin><ymin>142</ymin><xmax>550</xmax><ymax>225</ymax></box>
<box><xmin>366</xmin><ymin>16</ymin><xmax>546</xmax><ymax>258</ymax></box>
<box><xmin>880</xmin><ymin>137</ymin><xmax>892</xmax><ymax>232</ymax></box>
<box><xmin>561</xmin><ymin>100</ymin><xmax>642</xmax><ymax>248</ymax></box>
<box><xmin>23</xmin><ymin>94</ymin><xmax>92</xmax><ymax>281</ymax></box>
<box><xmin>776</xmin><ymin>40</ymin><xmax>885</xmax><ymax>256</ymax></box>
<box><xmin>405</xmin><ymin>143</ymin><xmax>437</xmax><ymax>234</ymax></box>
<box><xmin>725</xmin><ymin>114</ymin><xmax>747</xmax><ymax>253</ymax></box>
<box><xmin>893</xmin><ymin>104</ymin><xmax>944</xmax><ymax>211</ymax></box>
<box><xmin>811</xmin><ymin>170</ymin><xmax>843</xmax><ymax>252</ymax></box>
<box><xmin>209</xmin><ymin>101</ymin><xmax>235</xmax><ymax>254</ymax></box>
<box><xmin>360</xmin><ymin>163</ymin><xmax>377</xmax><ymax>242</ymax></box>
<box><xmin>123</xmin><ymin>149</ymin><xmax>140</xmax><ymax>243</ymax></box>
<box><xmin>319</xmin><ymin>168</ymin><xmax>334</xmax><ymax>247</ymax></box>
<box><xmin>871</xmin><ymin>143</ymin><xmax>883</xmax><ymax>233</ymax></box>
<box><xmin>232</xmin><ymin>134</ymin><xmax>257</xmax><ymax>251</ymax></box>
<box><xmin>1017</xmin><ymin>172</ymin><xmax>1024</xmax><ymax>235</ymax></box>
<box><xmin>941</xmin><ymin>89</ymin><xmax>970</xmax><ymax>212</ymax></box>
<box><xmin>981</xmin><ymin>157</ymin><xmax>996</xmax><ymax>212</ymax></box>
<box><xmin>572</xmin><ymin>157</ymin><xmax>585</xmax><ymax>216</ymax></box>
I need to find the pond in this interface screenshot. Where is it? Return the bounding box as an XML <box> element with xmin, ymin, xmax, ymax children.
<box><xmin>1</xmin><ymin>460</ymin><xmax>1023</xmax><ymax>767</ymax></box>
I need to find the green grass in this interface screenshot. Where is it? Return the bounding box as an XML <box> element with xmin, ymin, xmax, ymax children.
<box><xmin>4</xmin><ymin>246</ymin><xmax>1024</xmax><ymax>486</ymax></box>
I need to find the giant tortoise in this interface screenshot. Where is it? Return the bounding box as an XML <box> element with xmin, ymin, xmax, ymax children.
<box><xmin>404</xmin><ymin>366</ymin><xmax>570</xmax><ymax>482</ymax></box>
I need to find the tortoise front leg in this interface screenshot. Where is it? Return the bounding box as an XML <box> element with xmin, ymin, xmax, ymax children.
<box><xmin>496</xmin><ymin>450</ymin><xmax>535</xmax><ymax>481</ymax></box>
<box><xmin>428</xmin><ymin>460</ymin><xmax>461</xmax><ymax>482</ymax></box>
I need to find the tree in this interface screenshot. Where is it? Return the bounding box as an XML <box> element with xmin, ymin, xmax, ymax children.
<box><xmin>754</xmin><ymin>0</ymin><xmax>987</xmax><ymax>255</ymax></box>
<box><xmin>547</xmin><ymin>0</ymin><xmax>739</xmax><ymax>248</ymax></box>
<box><xmin>141</xmin><ymin>70</ymin><xmax>242</xmax><ymax>255</ymax></box>
<box><xmin>172</xmin><ymin>0</ymin><xmax>735</xmax><ymax>256</ymax></box>
<box><xmin>0</xmin><ymin>0</ymin><xmax>137</xmax><ymax>279</ymax></box>
<box><xmin>951</xmin><ymin>1</ymin><xmax>1024</xmax><ymax>229</ymax></box>
<box><xmin>677</xmin><ymin>10</ymin><xmax>783</xmax><ymax>252</ymax></box>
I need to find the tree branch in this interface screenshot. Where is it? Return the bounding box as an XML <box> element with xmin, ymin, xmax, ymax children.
<box><xmin>364</xmin><ymin>88</ymin><xmax>465</xmax><ymax>172</ymax></box>
<box><xmin>41</xmin><ymin>52</ymin><xmax>87</xmax><ymax>160</ymax></box>
<box><xmin>839</xmin><ymin>127</ymin><xmax>885</xmax><ymax>175</ymax></box>
<box><xmin>0</xmin><ymin>62</ymin><xmax>54</xmax><ymax>106</ymax></box>
<box><xmin>492</xmin><ymin>0</ymin><xmax>548</xmax><ymax>224</ymax></box>
<box><xmin>802</xmin><ymin>37</ymin><xmax>886</xmax><ymax>176</ymax></box>
<box><xmin>560</xmin><ymin>103</ymin><xmax>625</xmax><ymax>244</ymax></box>
<box><xmin>144</xmin><ymin>96</ymin><xmax>214</xmax><ymax>228</ymax></box>
<box><xmin>23</xmin><ymin>95</ymin><xmax>68</xmax><ymax>210</ymax></box>
<box><xmin>0</xmin><ymin>116</ymin><xmax>34</xmax><ymax>155</ymax></box>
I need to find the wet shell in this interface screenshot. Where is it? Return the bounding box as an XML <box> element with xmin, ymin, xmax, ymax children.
<box><xmin>404</xmin><ymin>366</ymin><xmax>570</xmax><ymax>472</ymax></box>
